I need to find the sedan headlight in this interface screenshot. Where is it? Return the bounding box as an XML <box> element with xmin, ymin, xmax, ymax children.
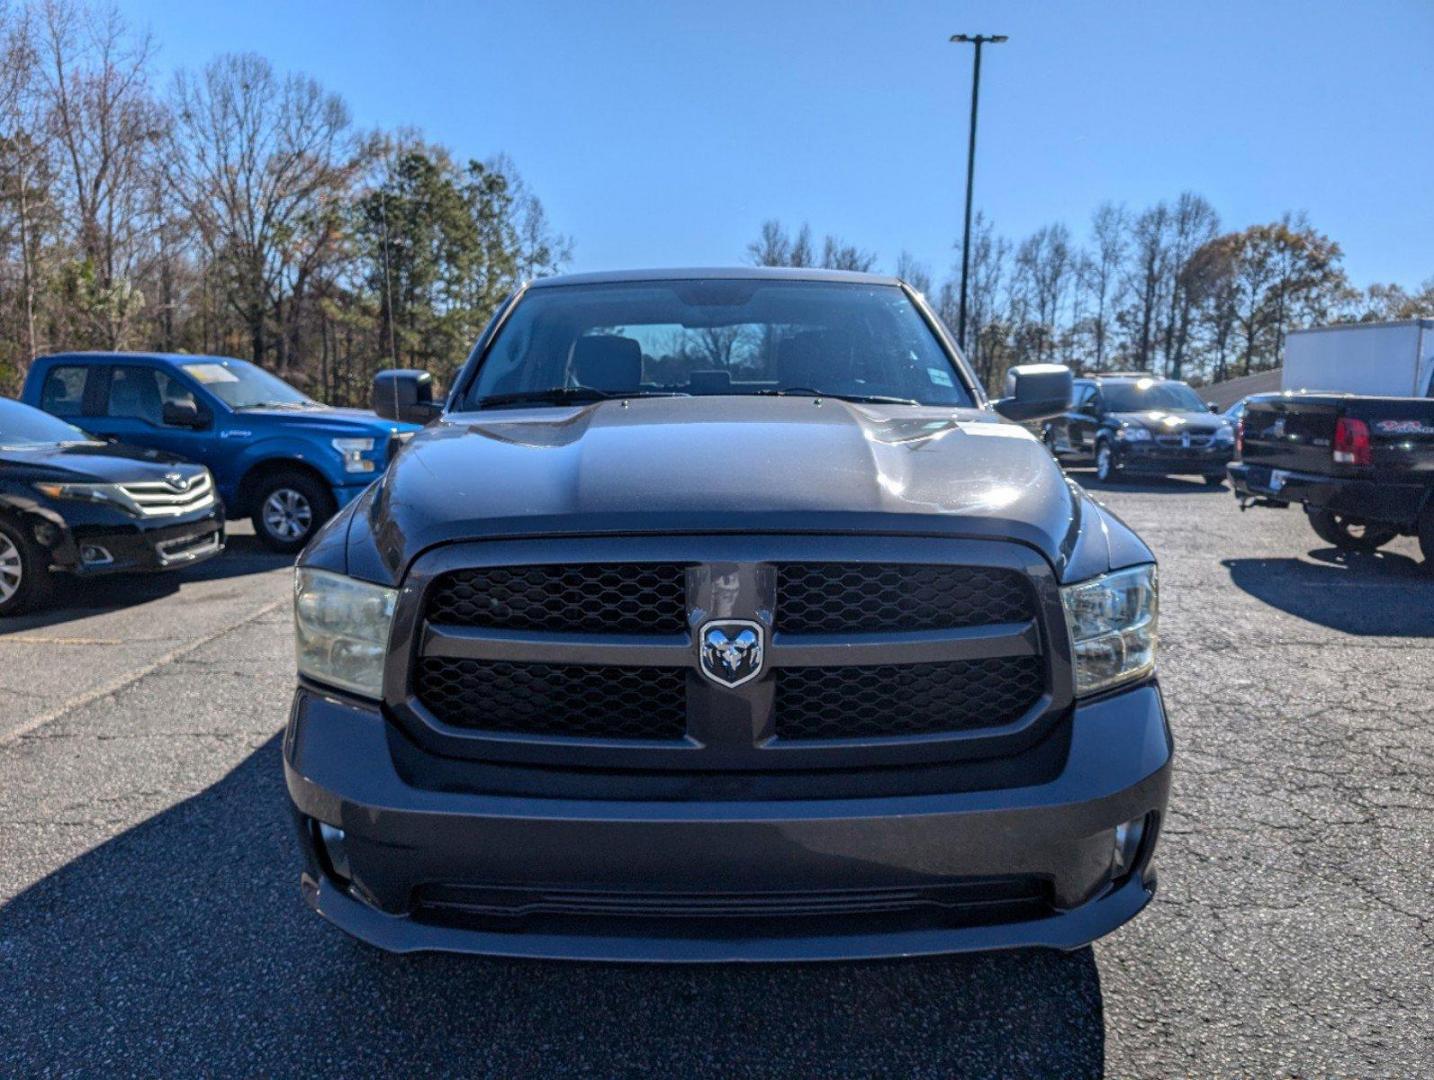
<box><xmin>1061</xmin><ymin>564</ymin><xmax>1158</xmax><ymax>696</ymax></box>
<box><xmin>33</xmin><ymin>481</ymin><xmax>132</xmax><ymax>510</ymax></box>
<box><xmin>332</xmin><ymin>437</ymin><xmax>377</xmax><ymax>473</ymax></box>
<box><xmin>1114</xmin><ymin>427</ymin><xmax>1150</xmax><ymax>442</ymax></box>
<box><xmin>294</xmin><ymin>568</ymin><xmax>397</xmax><ymax>698</ymax></box>
<box><xmin>1213</xmin><ymin>426</ymin><xmax>1235</xmax><ymax>444</ymax></box>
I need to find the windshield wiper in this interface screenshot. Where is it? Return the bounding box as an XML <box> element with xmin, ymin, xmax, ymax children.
<box><xmin>754</xmin><ymin>387</ymin><xmax>921</xmax><ymax>406</ymax></box>
<box><xmin>473</xmin><ymin>388</ymin><xmax>687</xmax><ymax>410</ymax></box>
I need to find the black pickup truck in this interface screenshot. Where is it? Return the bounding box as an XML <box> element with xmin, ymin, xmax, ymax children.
<box><xmin>1229</xmin><ymin>393</ymin><xmax>1434</xmax><ymax>563</ymax></box>
<box><xmin>283</xmin><ymin>268</ymin><xmax>1173</xmax><ymax>962</ymax></box>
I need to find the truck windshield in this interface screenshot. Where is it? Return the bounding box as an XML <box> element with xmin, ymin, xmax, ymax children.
<box><xmin>462</xmin><ymin>280</ymin><xmax>975</xmax><ymax>409</ymax></box>
<box><xmin>1102</xmin><ymin>380</ymin><xmax>1207</xmax><ymax>413</ymax></box>
<box><xmin>0</xmin><ymin>398</ymin><xmax>95</xmax><ymax>448</ymax></box>
<box><xmin>180</xmin><ymin>359</ymin><xmax>315</xmax><ymax>410</ymax></box>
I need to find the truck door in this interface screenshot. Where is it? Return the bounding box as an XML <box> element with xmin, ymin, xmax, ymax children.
<box><xmin>86</xmin><ymin>364</ymin><xmax>221</xmax><ymax>472</ymax></box>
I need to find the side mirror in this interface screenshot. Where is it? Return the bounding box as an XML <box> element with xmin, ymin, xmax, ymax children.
<box><xmin>1207</xmin><ymin>401</ymin><xmax>1219</xmax><ymax>413</ymax></box>
<box><xmin>162</xmin><ymin>399</ymin><xmax>207</xmax><ymax>429</ymax></box>
<box><xmin>372</xmin><ymin>369</ymin><xmax>442</xmax><ymax>425</ymax></box>
<box><xmin>993</xmin><ymin>364</ymin><xmax>1074</xmax><ymax>423</ymax></box>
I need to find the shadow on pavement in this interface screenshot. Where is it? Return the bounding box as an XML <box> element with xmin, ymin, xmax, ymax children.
<box><xmin>1224</xmin><ymin>548</ymin><xmax>1434</xmax><ymax>636</ymax></box>
<box><xmin>3</xmin><ymin>531</ymin><xmax>291</xmax><ymax>633</ymax></box>
<box><xmin>1069</xmin><ymin>468</ymin><xmax>1228</xmax><ymax>496</ymax></box>
<box><xmin>0</xmin><ymin>736</ymin><xmax>1107</xmax><ymax>1077</ymax></box>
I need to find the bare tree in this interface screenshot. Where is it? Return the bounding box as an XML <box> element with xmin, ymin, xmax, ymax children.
<box><xmin>0</xmin><ymin>0</ymin><xmax>46</xmax><ymax>362</ymax></box>
<box><xmin>37</xmin><ymin>0</ymin><xmax>162</xmax><ymax>346</ymax></box>
<box><xmin>1122</xmin><ymin>202</ymin><xmax>1172</xmax><ymax>371</ymax></box>
<box><xmin>1159</xmin><ymin>192</ymin><xmax>1219</xmax><ymax>379</ymax></box>
<box><xmin>819</xmin><ymin>234</ymin><xmax>876</xmax><ymax>272</ymax></box>
<box><xmin>167</xmin><ymin>51</ymin><xmax>366</xmax><ymax>370</ymax></box>
<box><xmin>1013</xmin><ymin>222</ymin><xmax>1073</xmax><ymax>363</ymax></box>
<box><xmin>894</xmin><ymin>250</ymin><xmax>932</xmax><ymax>296</ymax></box>
<box><xmin>1080</xmin><ymin>202</ymin><xmax>1126</xmax><ymax>372</ymax></box>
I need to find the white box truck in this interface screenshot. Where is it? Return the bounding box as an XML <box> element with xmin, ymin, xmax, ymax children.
<box><xmin>1282</xmin><ymin>319</ymin><xmax>1434</xmax><ymax>398</ymax></box>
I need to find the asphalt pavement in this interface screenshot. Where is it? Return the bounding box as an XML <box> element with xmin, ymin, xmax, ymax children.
<box><xmin>1</xmin><ymin>488</ymin><xmax>1430</xmax><ymax>1078</ymax></box>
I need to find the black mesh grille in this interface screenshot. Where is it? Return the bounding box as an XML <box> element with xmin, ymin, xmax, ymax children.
<box><xmin>777</xmin><ymin>563</ymin><xmax>1035</xmax><ymax>633</ymax></box>
<box><xmin>775</xmin><ymin>656</ymin><xmax>1043</xmax><ymax>740</ymax></box>
<box><xmin>416</xmin><ymin>658</ymin><xmax>687</xmax><ymax>739</ymax></box>
<box><xmin>426</xmin><ymin>564</ymin><xmax>687</xmax><ymax>634</ymax></box>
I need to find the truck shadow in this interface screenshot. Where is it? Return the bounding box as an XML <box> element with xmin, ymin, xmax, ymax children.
<box><xmin>0</xmin><ymin>736</ymin><xmax>1107</xmax><ymax>1078</ymax></box>
<box><xmin>2</xmin><ymin>532</ymin><xmax>291</xmax><ymax>633</ymax></box>
<box><xmin>1223</xmin><ymin>549</ymin><xmax>1434</xmax><ymax>636</ymax></box>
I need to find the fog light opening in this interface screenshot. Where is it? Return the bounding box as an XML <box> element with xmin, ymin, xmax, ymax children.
<box><xmin>1111</xmin><ymin>816</ymin><xmax>1148</xmax><ymax>878</ymax></box>
<box><xmin>80</xmin><ymin>544</ymin><xmax>113</xmax><ymax>567</ymax></box>
<box><xmin>316</xmin><ymin>822</ymin><xmax>352</xmax><ymax>884</ymax></box>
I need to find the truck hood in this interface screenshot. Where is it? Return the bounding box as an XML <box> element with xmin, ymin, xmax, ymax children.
<box><xmin>0</xmin><ymin>439</ymin><xmax>207</xmax><ymax>483</ymax></box>
<box><xmin>230</xmin><ymin>404</ymin><xmax>419</xmax><ymax>437</ymax></box>
<box><xmin>336</xmin><ymin>396</ymin><xmax>1150</xmax><ymax>583</ymax></box>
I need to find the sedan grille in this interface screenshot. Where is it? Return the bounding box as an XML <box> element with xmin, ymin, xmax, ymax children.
<box><xmin>117</xmin><ymin>472</ymin><xmax>216</xmax><ymax>518</ymax></box>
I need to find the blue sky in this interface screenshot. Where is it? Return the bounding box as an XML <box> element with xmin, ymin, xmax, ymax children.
<box><xmin>122</xmin><ymin>0</ymin><xmax>1434</xmax><ymax>289</ymax></box>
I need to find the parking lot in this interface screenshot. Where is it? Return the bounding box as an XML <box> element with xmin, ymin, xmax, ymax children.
<box><xmin>1</xmin><ymin>477</ymin><xmax>1430</xmax><ymax>1078</ymax></box>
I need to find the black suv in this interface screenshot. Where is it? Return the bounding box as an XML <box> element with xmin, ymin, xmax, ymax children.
<box><xmin>284</xmin><ymin>269</ymin><xmax>1172</xmax><ymax>962</ymax></box>
<box><xmin>1044</xmin><ymin>374</ymin><xmax>1235</xmax><ymax>484</ymax></box>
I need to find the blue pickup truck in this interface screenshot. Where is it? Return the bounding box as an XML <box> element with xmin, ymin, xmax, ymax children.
<box><xmin>22</xmin><ymin>353</ymin><xmax>419</xmax><ymax>551</ymax></box>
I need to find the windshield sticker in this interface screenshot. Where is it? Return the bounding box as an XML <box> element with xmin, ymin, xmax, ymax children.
<box><xmin>182</xmin><ymin>363</ymin><xmax>240</xmax><ymax>384</ymax></box>
<box><xmin>927</xmin><ymin>367</ymin><xmax>955</xmax><ymax>388</ymax></box>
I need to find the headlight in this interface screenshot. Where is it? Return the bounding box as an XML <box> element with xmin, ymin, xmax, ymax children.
<box><xmin>1114</xmin><ymin>427</ymin><xmax>1150</xmax><ymax>442</ymax></box>
<box><xmin>1061</xmin><ymin>564</ymin><xmax>1158</xmax><ymax>696</ymax></box>
<box><xmin>332</xmin><ymin>437</ymin><xmax>377</xmax><ymax>473</ymax></box>
<box><xmin>1213</xmin><ymin>426</ymin><xmax>1235</xmax><ymax>444</ymax></box>
<box><xmin>294</xmin><ymin>568</ymin><xmax>397</xmax><ymax>698</ymax></box>
<box><xmin>32</xmin><ymin>481</ymin><xmax>137</xmax><ymax>513</ymax></box>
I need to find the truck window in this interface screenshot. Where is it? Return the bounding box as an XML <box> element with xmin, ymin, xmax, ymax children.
<box><xmin>106</xmin><ymin>366</ymin><xmax>197</xmax><ymax>426</ymax></box>
<box><xmin>40</xmin><ymin>366</ymin><xmax>89</xmax><ymax>417</ymax></box>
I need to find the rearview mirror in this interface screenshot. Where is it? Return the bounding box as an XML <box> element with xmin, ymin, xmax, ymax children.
<box><xmin>993</xmin><ymin>364</ymin><xmax>1074</xmax><ymax>423</ymax></box>
<box><xmin>372</xmin><ymin>369</ymin><xmax>442</xmax><ymax>425</ymax></box>
<box><xmin>1207</xmin><ymin>401</ymin><xmax>1219</xmax><ymax>413</ymax></box>
<box><xmin>162</xmin><ymin>399</ymin><xmax>207</xmax><ymax>429</ymax></box>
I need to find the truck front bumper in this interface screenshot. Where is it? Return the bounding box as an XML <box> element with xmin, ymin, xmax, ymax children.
<box><xmin>284</xmin><ymin>684</ymin><xmax>1173</xmax><ymax>963</ymax></box>
<box><xmin>1229</xmin><ymin>462</ymin><xmax>1425</xmax><ymax>528</ymax></box>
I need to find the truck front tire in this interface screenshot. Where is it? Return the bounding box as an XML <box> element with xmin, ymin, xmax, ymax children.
<box><xmin>1305</xmin><ymin>508</ymin><xmax>1398</xmax><ymax>553</ymax></box>
<box><xmin>251</xmin><ymin>472</ymin><xmax>336</xmax><ymax>554</ymax></box>
<box><xmin>1418</xmin><ymin>506</ymin><xmax>1434</xmax><ymax>569</ymax></box>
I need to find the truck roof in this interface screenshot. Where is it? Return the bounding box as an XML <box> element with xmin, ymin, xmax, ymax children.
<box><xmin>527</xmin><ymin>266</ymin><xmax>903</xmax><ymax>289</ymax></box>
<box><xmin>32</xmin><ymin>351</ymin><xmax>245</xmax><ymax>367</ymax></box>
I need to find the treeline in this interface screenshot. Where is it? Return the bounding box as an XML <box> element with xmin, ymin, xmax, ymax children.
<box><xmin>0</xmin><ymin>0</ymin><xmax>570</xmax><ymax>399</ymax></box>
<box><xmin>751</xmin><ymin>202</ymin><xmax>1433</xmax><ymax>393</ymax></box>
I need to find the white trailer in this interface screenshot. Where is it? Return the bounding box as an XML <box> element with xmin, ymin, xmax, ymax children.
<box><xmin>1282</xmin><ymin>320</ymin><xmax>1434</xmax><ymax>398</ymax></box>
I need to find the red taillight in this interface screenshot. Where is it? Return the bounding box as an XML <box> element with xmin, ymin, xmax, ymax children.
<box><xmin>1235</xmin><ymin>417</ymin><xmax>1244</xmax><ymax>457</ymax></box>
<box><xmin>1333</xmin><ymin>417</ymin><xmax>1372</xmax><ymax>466</ymax></box>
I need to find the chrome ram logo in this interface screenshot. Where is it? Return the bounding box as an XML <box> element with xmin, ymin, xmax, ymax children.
<box><xmin>698</xmin><ymin>620</ymin><xmax>765</xmax><ymax>688</ymax></box>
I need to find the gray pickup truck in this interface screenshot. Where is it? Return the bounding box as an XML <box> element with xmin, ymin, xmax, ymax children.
<box><xmin>1229</xmin><ymin>392</ymin><xmax>1434</xmax><ymax>562</ymax></box>
<box><xmin>284</xmin><ymin>268</ymin><xmax>1172</xmax><ymax>962</ymax></box>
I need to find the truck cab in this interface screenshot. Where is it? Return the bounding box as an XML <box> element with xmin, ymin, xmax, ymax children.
<box><xmin>22</xmin><ymin>353</ymin><xmax>419</xmax><ymax>552</ymax></box>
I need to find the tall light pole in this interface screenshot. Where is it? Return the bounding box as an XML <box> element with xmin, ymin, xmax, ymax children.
<box><xmin>950</xmin><ymin>33</ymin><xmax>1007</xmax><ymax>354</ymax></box>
